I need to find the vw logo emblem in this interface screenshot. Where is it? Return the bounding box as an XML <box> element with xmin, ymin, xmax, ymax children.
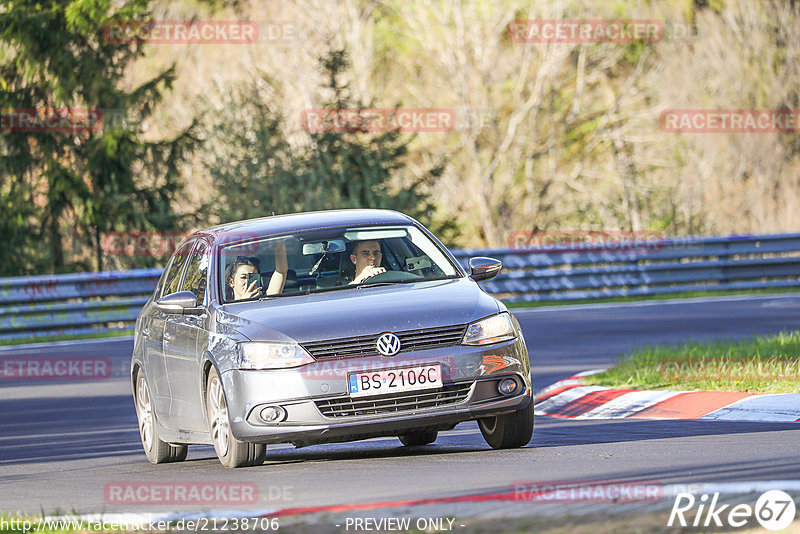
<box><xmin>376</xmin><ymin>332</ymin><xmax>401</xmax><ymax>356</ymax></box>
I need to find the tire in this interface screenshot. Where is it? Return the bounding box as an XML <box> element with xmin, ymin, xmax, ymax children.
<box><xmin>478</xmin><ymin>401</ymin><xmax>534</xmax><ymax>449</ymax></box>
<box><xmin>134</xmin><ymin>369</ymin><xmax>188</xmax><ymax>464</ymax></box>
<box><xmin>206</xmin><ymin>367</ymin><xmax>266</xmax><ymax>468</ymax></box>
<box><xmin>398</xmin><ymin>430</ymin><xmax>438</xmax><ymax>447</ymax></box>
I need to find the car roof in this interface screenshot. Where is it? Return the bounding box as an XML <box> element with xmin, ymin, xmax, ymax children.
<box><xmin>199</xmin><ymin>209</ymin><xmax>419</xmax><ymax>246</ymax></box>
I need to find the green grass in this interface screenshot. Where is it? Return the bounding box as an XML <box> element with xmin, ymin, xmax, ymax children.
<box><xmin>0</xmin><ymin>329</ymin><xmax>133</xmax><ymax>348</ymax></box>
<box><xmin>582</xmin><ymin>331</ymin><xmax>800</xmax><ymax>393</ymax></box>
<box><xmin>505</xmin><ymin>287</ymin><xmax>800</xmax><ymax>308</ymax></box>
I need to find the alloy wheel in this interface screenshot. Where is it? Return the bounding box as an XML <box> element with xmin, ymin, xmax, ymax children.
<box><xmin>208</xmin><ymin>375</ymin><xmax>230</xmax><ymax>457</ymax></box>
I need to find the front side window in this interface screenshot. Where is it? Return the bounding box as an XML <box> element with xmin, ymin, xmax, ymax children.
<box><xmin>162</xmin><ymin>240</ymin><xmax>195</xmax><ymax>297</ymax></box>
<box><xmin>181</xmin><ymin>239</ymin><xmax>210</xmax><ymax>303</ymax></box>
<box><xmin>219</xmin><ymin>225</ymin><xmax>460</xmax><ymax>303</ymax></box>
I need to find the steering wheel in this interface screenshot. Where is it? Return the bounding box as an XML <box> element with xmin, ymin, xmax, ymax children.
<box><xmin>360</xmin><ymin>270</ymin><xmax>422</xmax><ymax>283</ymax></box>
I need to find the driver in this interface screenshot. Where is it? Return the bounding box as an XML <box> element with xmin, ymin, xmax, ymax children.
<box><xmin>349</xmin><ymin>240</ymin><xmax>386</xmax><ymax>284</ymax></box>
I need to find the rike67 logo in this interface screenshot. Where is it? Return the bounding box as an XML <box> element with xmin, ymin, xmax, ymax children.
<box><xmin>668</xmin><ymin>490</ymin><xmax>796</xmax><ymax>531</ymax></box>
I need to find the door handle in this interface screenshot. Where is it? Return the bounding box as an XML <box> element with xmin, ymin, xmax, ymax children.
<box><xmin>142</xmin><ymin>328</ymin><xmax>150</xmax><ymax>337</ymax></box>
<box><xmin>163</xmin><ymin>332</ymin><xmax>171</xmax><ymax>342</ymax></box>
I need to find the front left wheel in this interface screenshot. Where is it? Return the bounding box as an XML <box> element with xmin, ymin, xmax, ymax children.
<box><xmin>134</xmin><ymin>368</ymin><xmax>188</xmax><ymax>464</ymax></box>
<box><xmin>206</xmin><ymin>367</ymin><xmax>266</xmax><ymax>468</ymax></box>
<box><xmin>478</xmin><ymin>401</ymin><xmax>534</xmax><ymax>449</ymax></box>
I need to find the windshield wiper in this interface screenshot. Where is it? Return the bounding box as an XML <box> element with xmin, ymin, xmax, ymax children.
<box><xmin>257</xmin><ymin>285</ymin><xmax>353</xmax><ymax>299</ymax></box>
<box><xmin>356</xmin><ymin>281</ymin><xmax>399</xmax><ymax>288</ymax></box>
<box><xmin>358</xmin><ymin>275</ymin><xmax>459</xmax><ymax>288</ymax></box>
<box><xmin>301</xmin><ymin>285</ymin><xmax>353</xmax><ymax>295</ymax></box>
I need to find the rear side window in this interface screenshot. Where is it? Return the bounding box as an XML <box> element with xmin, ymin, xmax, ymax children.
<box><xmin>162</xmin><ymin>240</ymin><xmax>196</xmax><ymax>297</ymax></box>
<box><xmin>181</xmin><ymin>240</ymin><xmax>210</xmax><ymax>303</ymax></box>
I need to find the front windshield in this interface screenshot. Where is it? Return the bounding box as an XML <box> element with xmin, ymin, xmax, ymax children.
<box><xmin>219</xmin><ymin>224</ymin><xmax>460</xmax><ymax>303</ymax></box>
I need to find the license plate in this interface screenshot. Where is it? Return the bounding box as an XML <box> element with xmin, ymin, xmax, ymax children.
<box><xmin>348</xmin><ymin>364</ymin><xmax>442</xmax><ymax>398</ymax></box>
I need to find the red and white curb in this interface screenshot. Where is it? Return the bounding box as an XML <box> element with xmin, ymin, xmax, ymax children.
<box><xmin>535</xmin><ymin>370</ymin><xmax>800</xmax><ymax>422</ymax></box>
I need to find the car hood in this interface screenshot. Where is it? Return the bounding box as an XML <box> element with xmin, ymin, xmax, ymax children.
<box><xmin>216</xmin><ymin>278</ymin><xmax>501</xmax><ymax>343</ymax></box>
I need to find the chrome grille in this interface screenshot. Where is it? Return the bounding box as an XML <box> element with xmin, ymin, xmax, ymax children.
<box><xmin>315</xmin><ymin>383</ymin><xmax>472</xmax><ymax>418</ymax></box>
<box><xmin>301</xmin><ymin>324</ymin><xmax>467</xmax><ymax>361</ymax></box>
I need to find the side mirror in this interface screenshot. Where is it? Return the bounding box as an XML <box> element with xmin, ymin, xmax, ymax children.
<box><xmin>156</xmin><ymin>291</ymin><xmax>201</xmax><ymax>315</ymax></box>
<box><xmin>469</xmin><ymin>257</ymin><xmax>502</xmax><ymax>282</ymax></box>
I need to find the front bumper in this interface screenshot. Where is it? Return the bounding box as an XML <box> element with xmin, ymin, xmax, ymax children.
<box><xmin>221</xmin><ymin>337</ymin><xmax>531</xmax><ymax>446</ymax></box>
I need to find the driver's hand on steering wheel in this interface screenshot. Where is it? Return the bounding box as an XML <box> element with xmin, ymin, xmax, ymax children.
<box><xmin>352</xmin><ymin>265</ymin><xmax>386</xmax><ymax>284</ymax></box>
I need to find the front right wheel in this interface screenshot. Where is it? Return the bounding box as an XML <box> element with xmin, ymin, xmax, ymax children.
<box><xmin>206</xmin><ymin>367</ymin><xmax>266</xmax><ymax>468</ymax></box>
<box><xmin>134</xmin><ymin>368</ymin><xmax>187</xmax><ymax>464</ymax></box>
<box><xmin>478</xmin><ymin>401</ymin><xmax>534</xmax><ymax>449</ymax></box>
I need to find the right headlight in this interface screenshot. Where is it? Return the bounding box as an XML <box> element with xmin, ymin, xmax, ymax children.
<box><xmin>237</xmin><ymin>342</ymin><xmax>315</xmax><ymax>369</ymax></box>
<box><xmin>462</xmin><ymin>312</ymin><xmax>516</xmax><ymax>346</ymax></box>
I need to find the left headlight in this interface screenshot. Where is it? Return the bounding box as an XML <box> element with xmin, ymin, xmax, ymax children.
<box><xmin>462</xmin><ymin>312</ymin><xmax>517</xmax><ymax>346</ymax></box>
<box><xmin>238</xmin><ymin>342</ymin><xmax>315</xmax><ymax>369</ymax></box>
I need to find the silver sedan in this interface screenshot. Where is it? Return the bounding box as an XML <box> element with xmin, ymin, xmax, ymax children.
<box><xmin>131</xmin><ymin>209</ymin><xmax>533</xmax><ymax>467</ymax></box>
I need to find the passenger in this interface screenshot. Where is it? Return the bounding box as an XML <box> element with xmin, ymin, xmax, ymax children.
<box><xmin>225</xmin><ymin>256</ymin><xmax>261</xmax><ymax>301</ymax></box>
<box><xmin>349</xmin><ymin>240</ymin><xmax>386</xmax><ymax>284</ymax></box>
<box><xmin>226</xmin><ymin>241</ymin><xmax>288</xmax><ymax>300</ymax></box>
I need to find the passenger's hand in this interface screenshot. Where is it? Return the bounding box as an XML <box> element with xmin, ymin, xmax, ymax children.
<box><xmin>353</xmin><ymin>266</ymin><xmax>386</xmax><ymax>284</ymax></box>
<box><xmin>242</xmin><ymin>279</ymin><xmax>262</xmax><ymax>299</ymax></box>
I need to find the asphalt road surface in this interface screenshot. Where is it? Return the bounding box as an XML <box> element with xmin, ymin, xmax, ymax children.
<box><xmin>1</xmin><ymin>293</ymin><xmax>799</xmax><ymax>517</ymax></box>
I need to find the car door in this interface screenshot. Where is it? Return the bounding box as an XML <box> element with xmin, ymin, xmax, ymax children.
<box><xmin>149</xmin><ymin>239</ymin><xmax>196</xmax><ymax>420</ymax></box>
<box><xmin>140</xmin><ymin>269</ymin><xmax>169</xmax><ymax>411</ymax></box>
<box><xmin>162</xmin><ymin>238</ymin><xmax>210</xmax><ymax>431</ymax></box>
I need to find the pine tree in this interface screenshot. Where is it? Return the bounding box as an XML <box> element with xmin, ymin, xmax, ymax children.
<box><xmin>204</xmin><ymin>48</ymin><xmax>445</xmax><ymax>232</ymax></box>
<box><xmin>0</xmin><ymin>0</ymin><xmax>197</xmax><ymax>274</ymax></box>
